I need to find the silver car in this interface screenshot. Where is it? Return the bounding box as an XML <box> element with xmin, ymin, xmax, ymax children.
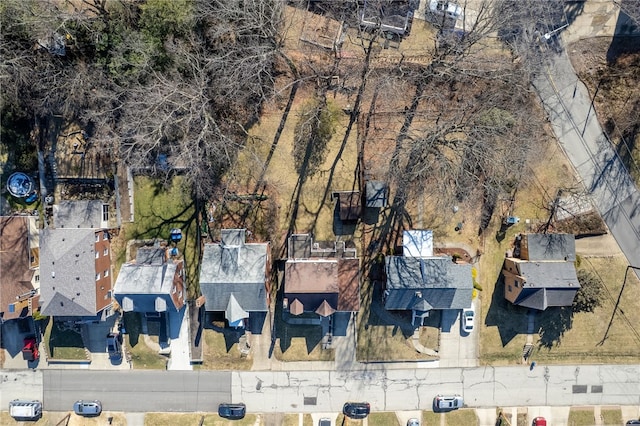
<box><xmin>434</xmin><ymin>394</ymin><xmax>463</xmax><ymax>411</ymax></box>
<box><xmin>73</xmin><ymin>400</ymin><xmax>102</xmax><ymax>416</ymax></box>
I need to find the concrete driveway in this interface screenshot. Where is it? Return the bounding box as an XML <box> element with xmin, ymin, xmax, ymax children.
<box><xmin>438</xmin><ymin>299</ymin><xmax>479</xmax><ymax>368</ymax></box>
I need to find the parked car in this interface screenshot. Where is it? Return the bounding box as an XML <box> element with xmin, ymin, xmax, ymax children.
<box><xmin>433</xmin><ymin>394</ymin><xmax>463</xmax><ymax>411</ymax></box>
<box><xmin>462</xmin><ymin>306</ymin><xmax>475</xmax><ymax>333</ymax></box>
<box><xmin>73</xmin><ymin>400</ymin><xmax>102</xmax><ymax>417</ymax></box>
<box><xmin>428</xmin><ymin>0</ymin><xmax>463</xmax><ymax>20</ymax></box>
<box><xmin>343</xmin><ymin>402</ymin><xmax>370</xmax><ymax>419</ymax></box>
<box><xmin>106</xmin><ymin>332</ymin><xmax>122</xmax><ymax>362</ymax></box>
<box><xmin>533</xmin><ymin>417</ymin><xmax>547</xmax><ymax>426</ymax></box>
<box><xmin>626</xmin><ymin>420</ymin><xmax>640</xmax><ymax>425</ymax></box>
<box><xmin>218</xmin><ymin>403</ymin><xmax>246</xmax><ymax>420</ymax></box>
<box><xmin>22</xmin><ymin>337</ymin><xmax>39</xmax><ymax>361</ymax></box>
<box><xmin>9</xmin><ymin>400</ymin><xmax>42</xmax><ymax>420</ymax></box>
<box><xmin>319</xmin><ymin>418</ymin><xmax>331</xmax><ymax>426</ymax></box>
<box><xmin>407</xmin><ymin>418</ymin><xmax>420</xmax><ymax>426</ymax></box>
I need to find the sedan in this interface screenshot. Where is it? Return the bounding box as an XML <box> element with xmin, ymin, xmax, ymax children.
<box><xmin>433</xmin><ymin>394</ymin><xmax>463</xmax><ymax>411</ymax></box>
<box><xmin>73</xmin><ymin>400</ymin><xmax>102</xmax><ymax>417</ymax></box>
<box><xmin>218</xmin><ymin>403</ymin><xmax>246</xmax><ymax>420</ymax></box>
<box><xmin>462</xmin><ymin>306</ymin><xmax>475</xmax><ymax>333</ymax></box>
<box><xmin>343</xmin><ymin>402</ymin><xmax>370</xmax><ymax>419</ymax></box>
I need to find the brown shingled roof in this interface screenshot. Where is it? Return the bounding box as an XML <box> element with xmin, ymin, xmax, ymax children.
<box><xmin>337</xmin><ymin>258</ymin><xmax>360</xmax><ymax>312</ymax></box>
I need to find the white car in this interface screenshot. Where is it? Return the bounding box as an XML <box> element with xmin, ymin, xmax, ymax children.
<box><xmin>429</xmin><ymin>0</ymin><xmax>463</xmax><ymax>20</ymax></box>
<box><xmin>462</xmin><ymin>306</ymin><xmax>475</xmax><ymax>333</ymax></box>
<box><xmin>434</xmin><ymin>394</ymin><xmax>464</xmax><ymax>411</ymax></box>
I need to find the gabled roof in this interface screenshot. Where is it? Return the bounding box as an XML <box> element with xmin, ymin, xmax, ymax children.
<box><xmin>40</xmin><ymin>228</ymin><xmax>97</xmax><ymax>316</ymax></box>
<box><xmin>384</xmin><ymin>256</ymin><xmax>472</xmax><ymax>310</ymax></box>
<box><xmin>54</xmin><ymin>200</ymin><xmax>106</xmax><ymax>229</ymax></box>
<box><xmin>114</xmin><ymin>262</ymin><xmax>177</xmax><ymax>295</ymax></box>
<box><xmin>524</xmin><ymin>233</ymin><xmax>576</xmax><ymax>261</ymax></box>
<box><xmin>135</xmin><ymin>247</ymin><xmax>165</xmax><ymax>265</ymax></box>
<box><xmin>513</xmin><ymin>288</ymin><xmax>579</xmax><ymax>310</ymax></box>
<box><xmin>0</xmin><ymin>216</ymin><xmax>38</xmax><ymax>320</ymax></box>
<box><xmin>402</xmin><ymin>230</ymin><xmax>433</xmax><ymax>257</ymax></box>
<box><xmin>333</xmin><ymin>191</ymin><xmax>361</xmax><ymax>221</ymax></box>
<box><xmin>199</xmin><ymin>237</ymin><xmax>269</xmax><ymax>313</ymax></box>
<box><xmin>40</xmin><ymin>228</ymin><xmax>98</xmax><ymax>316</ymax></box>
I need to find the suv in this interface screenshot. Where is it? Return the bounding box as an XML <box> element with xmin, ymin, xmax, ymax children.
<box><xmin>73</xmin><ymin>400</ymin><xmax>102</xmax><ymax>416</ymax></box>
<box><xmin>218</xmin><ymin>403</ymin><xmax>246</xmax><ymax>420</ymax></box>
<box><xmin>343</xmin><ymin>402</ymin><xmax>370</xmax><ymax>419</ymax></box>
<box><xmin>22</xmin><ymin>337</ymin><xmax>39</xmax><ymax>361</ymax></box>
<box><xmin>9</xmin><ymin>400</ymin><xmax>42</xmax><ymax>420</ymax></box>
<box><xmin>461</xmin><ymin>306</ymin><xmax>475</xmax><ymax>333</ymax></box>
<box><xmin>106</xmin><ymin>332</ymin><xmax>122</xmax><ymax>362</ymax></box>
<box><xmin>433</xmin><ymin>394</ymin><xmax>463</xmax><ymax>411</ymax></box>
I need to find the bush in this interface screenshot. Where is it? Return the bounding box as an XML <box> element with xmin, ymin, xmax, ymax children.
<box><xmin>573</xmin><ymin>269</ymin><xmax>604</xmax><ymax>313</ymax></box>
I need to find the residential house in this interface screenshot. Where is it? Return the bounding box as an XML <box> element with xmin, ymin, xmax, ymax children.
<box><xmin>199</xmin><ymin>229</ymin><xmax>270</xmax><ymax>329</ymax></box>
<box><xmin>114</xmin><ymin>247</ymin><xmax>185</xmax><ymax>315</ymax></box>
<box><xmin>503</xmin><ymin>233</ymin><xmax>580</xmax><ymax>311</ymax></box>
<box><xmin>0</xmin><ymin>216</ymin><xmax>40</xmax><ymax>322</ymax></box>
<box><xmin>39</xmin><ymin>201</ymin><xmax>113</xmax><ymax>320</ymax></box>
<box><xmin>283</xmin><ymin>234</ymin><xmax>360</xmax><ymax>319</ymax></box>
<box><xmin>384</xmin><ymin>230</ymin><xmax>473</xmax><ymax>325</ymax></box>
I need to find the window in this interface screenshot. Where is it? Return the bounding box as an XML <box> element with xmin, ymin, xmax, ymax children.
<box><xmin>95</xmin><ymin>234</ymin><xmax>100</xmax><ymax>242</ymax></box>
<box><xmin>508</xmin><ymin>285</ymin><xmax>513</xmax><ymax>292</ymax></box>
<box><xmin>102</xmin><ymin>204</ymin><xmax>109</xmax><ymax>221</ymax></box>
<box><xmin>104</xmin><ymin>269</ymin><xmax>109</xmax><ymax>278</ymax></box>
<box><xmin>103</xmin><ymin>247</ymin><xmax>109</xmax><ymax>256</ymax></box>
<box><xmin>515</xmin><ymin>281</ymin><xmax>519</xmax><ymax>288</ymax></box>
<box><xmin>95</xmin><ymin>272</ymin><xmax>100</xmax><ymax>281</ymax></box>
<box><xmin>103</xmin><ymin>231</ymin><xmax>109</xmax><ymax>240</ymax></box>
<box><xmin>35</xmin><ymin>275</ymin><xmax>40</xmax><ymax>282</ymax></box>
<box><xmin>95</xmin><ymin>251</ymin><xmax>99</xmax><ymax>259</ymax></box>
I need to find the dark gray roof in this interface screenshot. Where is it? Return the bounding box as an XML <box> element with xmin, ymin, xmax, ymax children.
<box><xmin>199</xmin><ymin>242</ymin><xmax>268</xmax><ymax>313</ymax></box>
<box><xmin>40</xmin><ymin>228</ymin><xmax>98</xmax><ymax>316</ymax></box>
<box><xmin>514</xmin><ymin>288</ymin><xmax>579</xmax><ymax>310</ymax></box>
<box><xmin>54</xmin><ymin>200</ymin><xmax>106</xmax><ymax>229</ymax></box>
<box><xmin>366</xmin><ymin>181</ymin><xmax>388</xmax><ymax>208</ymax></box>
<box><xmin>518</xmin><ymin>261</ymin><xmax>579</xmax><ymax>289</ymax></box>
<box><xmin>384</xmin><ymin>256</ymin><xmax>472</xmax><ymax>310</ymax></box>
<box><xmin>525</xmin><ymin>234</ymin><xmax>576</xmax><ymax>261</ymax></box>
<box><xmin>136</xmin><ymin>247</ymin><xmax>165</xmax><ymax>265</ymax></box>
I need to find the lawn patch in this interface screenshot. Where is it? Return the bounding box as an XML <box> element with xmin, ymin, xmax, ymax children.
<box><xmin>145</xmin><ymin>413</ymin><xmax>260</xmax><ymax>426</ymax></box>
<box><xmin>444</xmin><ymin>409</ymin><xmax>478</xmax><ymax>425</ymax></box>
<box><xmin>368</xmin><ymin>412</ymin><xmax>399</xmax><ymax>425</ymax></box>
<box><xmin>197</xmin><ymin>324</ymin><xmax>252</xmax><ymax>370</ymax></box>
<box><xmin>123</xmin><ymin>312</ymin><xmax>167</xmax><ymax>369</ymax></box>
<box><xmin>568</xmin><ymin>407</ymin><xmax>594</xmax><ymax>425</ymax></box>
<box><xmin>601</xmin><ymin>407</ymin><xmax>622</xmax><ymax>425</ymax></box>
<box><xmin>45</xmin><ymin>318</ymin><xmax>87</xmax><ymax>360</ymax></box>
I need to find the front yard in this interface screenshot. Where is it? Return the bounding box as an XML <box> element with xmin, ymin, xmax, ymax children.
<box><xmin>122</xmin><ymin>312</ymin><xmax>168</xmax><ymax>370</ymax></box>
<box><xmin>43</xmin><ymin>318</ymin><xmax>86</xmax><ymax>360</ymax></box>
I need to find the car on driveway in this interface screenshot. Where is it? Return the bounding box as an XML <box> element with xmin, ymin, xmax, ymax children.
<box><xmin>433</xmin><ymin>394</ymin><xmax>463</xmax><ymax>411</ymax></box>
<box><xmin>343</xmin><ymin>402</ymin><xmax>370</xmax><ymax>419</ymax></box>
<box><xmin>533</xmin><ymin>417</ymin><xmax>547</xmax><ymax>426</ymax></box>
<box><xmin>461</xmin><ymin>306</ymin><xmax>475</xmax><ymax>333</ymax></box>
<box><xmin>106</xmin><ymin>332</ymin><xmax>122</xmax><ymax>362</ymax></box>
<box><xmin>407</xmin><ymin>418</ymin><xmax>420</xmax><ymax>426</ymax></box>
<box><xmin>218</xmin><ymin>403</ymin><xmax>246</xmax><ymax>420</ymax></box>
<box><xmin>73</xmin><ymin>400</ymin><xmax>102</xmax><ymax>417</ymax></box>
<box><xmin>22</xmin><ymin>337</ymin><xmax>39</xmax><ymax>361</ymax></box>
<box><xmin>318</xmin><ymin>418</ymin><xmax>331</xmax><ymax>426</ymax></box>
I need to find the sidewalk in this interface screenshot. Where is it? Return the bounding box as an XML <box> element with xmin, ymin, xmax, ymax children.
<box><xmin>532</xmin><ymin>43</ymin><xmax>640</xmax><ymax>276</ymax></box>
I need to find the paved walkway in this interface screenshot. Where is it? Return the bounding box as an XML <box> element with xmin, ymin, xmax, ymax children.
<box><xmin>532</xmin><ymin>41</ymin><xmax>640</xmax><ymax>278</ymax></box>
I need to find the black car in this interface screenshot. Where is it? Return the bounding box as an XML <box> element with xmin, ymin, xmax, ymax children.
<box><xmin>106</xmin><ymin>333</ymin><xmax>122</xmax><ymax>362</ymax></box>
<box><xmin>626</xmin><ymin>421</ymin><xmax>640</xmax><ymax>425</ymax></box>
<box><xmin>218</xmin><ymin>403</ymin><xmax>246</xmax><ymax>420</ymax></box>
<box><xmin>343</xmin><ymin>402</ymin><xmax>370</xmax><ymax>419</ymax></box>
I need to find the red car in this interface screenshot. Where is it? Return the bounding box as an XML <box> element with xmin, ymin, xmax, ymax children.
<box><xmin>533</xmin><ymin>417</ymin><xmax>547</xmax><ymax>426</ymax></box>
<box><xmin>22</xmin><ymin>337</ymin><xmax>39</xmax><ymax>361</ymax></box>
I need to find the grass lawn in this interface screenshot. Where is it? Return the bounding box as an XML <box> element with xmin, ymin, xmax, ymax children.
<box><xmin>114</xmin><ymin>175</ymin><xmax>199</xmax><ymax>298</ymax></box>
<box><xmin>145</xmin><ymin>413</ymin><xmax>261</xmax><ymax>426</ymax></box>
<box><xmin>197</xmin><ymin>327</ymin><xmax>252</xmax><ymax>370</ymax></box>
<box><xmin>601</xmin><ymin>407</ymin><xmax>622</xmax><ymax>425</ymax></box>
<box><xmin>357</xmin><ymin>280</ymin><xmax>436</xmax><ymax>362</ymax></box>
<box><xmin>282</xmin><ymin>413</ymin><xmax>302</xmax><ymax>426</ymax></box>
<box><xmin>529</xmin><ymin>255</ymin><xmax>640</xmax><ymax>364</ymax></box>
<box><xmin>44</xmin><ymin>318</ymin><xmax>87</xmax><ymax>360</ymax></box>
<box><xmin>123</xmin><ymin>312</ymin><xmax>168</xmax><ymax>370</ymax></box>
<box><xmin>423</xmin><ymin>409</ymin><xmax>478</xmax><ymax>425</ymax></box>
<box><xmin>303</xmin><ymin>414</ymin><xmax>313</xmax><ymax>426</ymax></box>
<box><xmin>568</xmin><ymin>407</ymin><xmax>594</xmax><ymax>426</ymax></box>
<box><xmin>368</xmin><ymin>412</ymin><xmax>400</xmax><ymax>425</ymax></box>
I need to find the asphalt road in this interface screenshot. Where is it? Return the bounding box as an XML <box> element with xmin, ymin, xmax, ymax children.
<box><xmin>42</xmin><ymin>370</ymin><xmax>232</xmax><ymax>412</ymax></box>
<box><xmin>533</xmin><ymin>42</ymin><xmax>640</xmax><ymax>277</ymax></box>
<box><xmin>4</xmin><ymin>365</ymin><xmax>639</xmax><ymax>414</ymax></box>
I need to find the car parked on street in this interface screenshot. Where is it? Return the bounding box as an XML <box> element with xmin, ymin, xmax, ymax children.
<box><xmin>73</xmin><ymin>400</ymin><xmax>102</xmax><ymax>417</ymax></box>
<box><xmin>462</xmin><ymin>306</ymin><xmax>475</xmax><ymax>333</ymax></box>
<box><xmin>218</xmin><ymin>403</ymin><xmax>246</xmax><ymax>420</ymax></box>
<box><xmin>433</xmin><ymin>394</ymin><xmax>463</xmax><ymax>411</ymax></box>
<box><xmin>626</xmin><ymin>420</ymin><xmax>640</xmax><ymax>425</ymax></box>
<box><xmin>106</xmin><ymin>332</ymin><xmax>122</xmax><ymax>362</ymax></box>
<box><xmin>343</xmin><ymin>402</ymin><xmax>370</xmax><ymax>419</ymax></box>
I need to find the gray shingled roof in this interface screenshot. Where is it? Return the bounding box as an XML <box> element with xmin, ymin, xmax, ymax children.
<box><xmin>514</xmin><ymin>288</ymin><xmax>579</xmax><ymax>310</ymax></box>
<box><xmin>513</xmin><ymin>261</ymin><xmax>580</xmax><ymax>310</ymax></box>
<box><xmin>384</xmin><ymin>256</ymin><xmax>473</xmax><ymax>310</ymax></box>
<box><xmin>525</xmin><ymin>234</ymin><xmax>576</xmax><ymax>261</ymax></box>
<box><xmin>54</xmin><ymin>200</ymin><xmax>106</xmax><ymax>229</ymax></box>
<box><xmin>40</xmin><ymin>228</ymin><xmax>98</xmax><ymax>316</ymax></box>
<box><xmin>199</xmin><ymin>242</ymin><xmax>268</xmax><ymax>312</ymax></box>
<box><xmin>114</xmin><ymin>262</ymin><xmax>177</xmax><ymax>294</ymax></box>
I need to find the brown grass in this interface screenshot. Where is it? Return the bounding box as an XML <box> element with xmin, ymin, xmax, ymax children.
<box><xmin>568</xmin><ymin>407</ymin><xmax>595</xmax><ymax>426</ymax></box>
<box><xmin>145</xmin><ymin>413</ymin><xmax>261</xmax><ymax>426</ymax></box>
<box><xmin>197</xmin><ymin>328</ymin><xmax>253</xmax><ymax>370</ymax></box>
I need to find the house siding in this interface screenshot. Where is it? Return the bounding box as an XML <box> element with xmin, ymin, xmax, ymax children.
<box><xmin>94</xmin><ymin>231</ymin><xmax>112</xmax><ymax>311</ymax></box>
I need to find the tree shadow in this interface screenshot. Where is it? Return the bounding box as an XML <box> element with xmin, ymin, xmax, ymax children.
<box><xmin>484</xmin><ymin>273</ymin><xmax>529</xmax><ymax>346</ymax></box>
<box><xmin>536</xmin><ymin>306</ymin><xmax>573</xmax><ymax>349</ymax></box>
